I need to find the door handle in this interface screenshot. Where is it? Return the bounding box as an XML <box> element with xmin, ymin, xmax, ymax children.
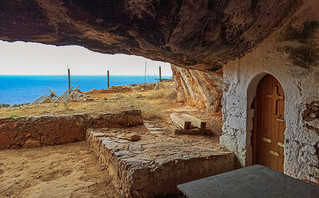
<box><xmin>269</xmin><ymin>150</ymin><xmax>279</xmax><ymax>157</ymax></box>
<box><xmin>277</xmin><ymin>118</ymin><xmax>284</xmax><ymax>122</ymax></box>
<box><xmin>262</xmin><ymin>138</ymin><xmax>272</xmax><ymax>143</ymax></box>
<box><xmin>277</xmin><ymin>142</ymin><xmax>284</xmax><ymax>148</ymax></box>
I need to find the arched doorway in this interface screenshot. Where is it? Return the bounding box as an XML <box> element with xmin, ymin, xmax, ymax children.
<box><xmin>252</xmin><ymin>74</ymin><xmax>285</xmax><ymax>172</ymax></box>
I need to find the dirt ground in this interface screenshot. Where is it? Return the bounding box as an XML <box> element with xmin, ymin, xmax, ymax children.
<box><xmin>0</xmin><ymin>82</ymin><xmax>223</xmax><ymax>197</ymax></box>
<box><xmin>0</xmin><ymin>141</ymin><xmax>121</xmax><ymax>198</ymax></box>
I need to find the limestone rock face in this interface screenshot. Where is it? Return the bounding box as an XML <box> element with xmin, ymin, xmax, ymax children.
<box><xmin>172</xmin><ymin>65</ymin><xmax>223</xmax><ymax>112</ymax></box>
<box><xmin>0</xmin><ymin>0</ymin><xmax>302</xmax><ymax>71</ymax></box>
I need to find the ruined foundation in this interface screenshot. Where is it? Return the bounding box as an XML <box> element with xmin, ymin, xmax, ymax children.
<box><xmin>0</xmin><ymin>110</ymin><xmax>143</xmax><ymax>149</ymax></box>
<box><xmin>87</xmin><ymin>128</ymin><xmax>235</xmax><ymax>198</ymax></box>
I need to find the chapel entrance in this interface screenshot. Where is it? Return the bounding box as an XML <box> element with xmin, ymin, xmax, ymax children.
<box><xmin>253</xmin><ymin>74</ymin><xmax>285</xmax><ymax>172</ymax></box>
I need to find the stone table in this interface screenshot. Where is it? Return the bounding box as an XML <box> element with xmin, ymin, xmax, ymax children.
<box><xmin>177</xmin><ymin>165</ymin><xmax>319</xmax><ymax>198</ymax></box>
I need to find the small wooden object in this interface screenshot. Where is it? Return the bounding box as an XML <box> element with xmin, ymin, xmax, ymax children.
<box><xmin>55</xmin><ymin>87</ymin><xmax>73</xmax><ymax>102</ymax></box>
<box><xmin>170</xmin><ymin>113</ymin><xmax>191</xmax><ymax>129</ymax></box>
<box><xmin>49</xmin><ymin>89</ymin><xmax>59</xmax><ymax>98</ymax></box>
<box><xmin>182</xmin><ymin>114</ymin><xmax>206</xmax><ymax>129</ymax></box>
<box><xmin>31</xmin><ymin>95</ymin><xmax>45</xmax><ymax>105</ymax></box>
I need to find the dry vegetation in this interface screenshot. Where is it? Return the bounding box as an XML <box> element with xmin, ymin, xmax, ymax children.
<box><xmin>0</xmin><ymin>82</ymin><xmax>178</xmax><ymax>120</ymax></box>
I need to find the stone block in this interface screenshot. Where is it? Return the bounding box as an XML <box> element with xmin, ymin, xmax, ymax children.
<box><xmin>87</xmin><ymin>128</ymin><xmax>235</xmax><ymax>198</ymax></box>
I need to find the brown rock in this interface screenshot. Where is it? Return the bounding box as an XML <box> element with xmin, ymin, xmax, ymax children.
<box><xmin>172</xmin><ymin>65</ymin><xmax>223</xmax><ymax>111</ymax></box>
<box><xmin>24</xmin><ymin>139</ymin><xmax>41</xmax><ymax>148</ymax></box>
<box><xmin>0</xmin><ymin>0</ymin><xmax>302</xmax><ymax>70</ymax></box>
<box><xmin>23</xmin><ymin>132</ymin><xmax>32</xmax><ymax>138</ymax></box>
<box><xmin>125</xmin><ymin>133</ymin><xmax>141</xmax><ymax>142</ymax></box>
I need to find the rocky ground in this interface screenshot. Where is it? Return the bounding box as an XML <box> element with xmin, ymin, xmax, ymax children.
<box><xmin>0</xmin><ymin>81</ymin><xmax>223</xmax><ymax>198</ymax></box>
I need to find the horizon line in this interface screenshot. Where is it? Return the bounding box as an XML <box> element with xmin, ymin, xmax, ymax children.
<box><xmin>0</xmin><ymin>74</ymin><xmax>172</xmax><ymax>77</ymax></box>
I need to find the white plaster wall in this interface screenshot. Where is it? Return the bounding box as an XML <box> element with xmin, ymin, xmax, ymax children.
<box><xmin>221</xmin><ymin>5</ymin><xmax>319</xmax><ymax>182</ymax></box>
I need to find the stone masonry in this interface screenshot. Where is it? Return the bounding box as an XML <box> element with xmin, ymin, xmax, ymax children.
<box><xmin>0</xmin><ymin>110</ymin><xmax>143</xmax><ymax>149</ymax></box>
<box><xmin>87</xmin><ymin>127</ymin><xmax>235</xmax><ymax>198</ymax></box>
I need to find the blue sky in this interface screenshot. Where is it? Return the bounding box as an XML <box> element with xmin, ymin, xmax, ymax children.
<box><xmin>0</xmin><ymin>41</ymin><xmax>172</xmax><ymax>76</ymax></box>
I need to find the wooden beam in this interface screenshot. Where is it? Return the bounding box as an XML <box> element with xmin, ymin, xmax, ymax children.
<box><xmin>36</xmin><ymin>95</ymin><xmax>50</xmax><ymax>104</ymax></box>
<box><xmin>49</xmin><ymin>89</ymin><xmax>59</xmax><ymax>98</ymax></box>
<box><xmin>63</xmin><ymin>84</ymin><xmax>80</xmax><ymax>101</ymax></box>
<box><xmin>31</xmin><ymin>96</ymin><xmax>45</xmax><ymax>105</ymax></box>
<box><xmin>170</xmin><ymin>113</ymin><xmax>191</xmax><ymax>129</ymax></box>
<box><xmin>55</xmin><ymin>87</ymin><xmax>73</xmax><ymax>102</ymax></box>
<box><xmin>182</xmin><ymin>114</ymin><xmax>206</xmax><ymax>129</ymax></box>
<box><xmin>42</xmin><ymin>95</ymin><xmax>51</xmax><ymax>103</ymax></box>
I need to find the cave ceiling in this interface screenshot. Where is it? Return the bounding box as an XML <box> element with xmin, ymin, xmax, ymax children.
<box><xmin>0</xmin><ymin>0</ymin><xmax>302</xmax><ymax>71</ymax></box>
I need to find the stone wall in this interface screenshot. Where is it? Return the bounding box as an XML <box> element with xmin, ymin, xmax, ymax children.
<box><xmin>0</xmin><ymin>110</ymin><xmax>143</xmax><ymax>149</ymax></box>
<box><xmin>172</xmin><ymin>64</ymin><xmax>223</xmax><ymax>112</ymax></box>
<box><xmin>221</xmin><ymin>0</ymin><xmax>319</xmax><ymax>183</ymax></box>
<box><xmin>87</xmin><ymin>128</ymin><xmax>235</xmax><ymax>198</ymax></box>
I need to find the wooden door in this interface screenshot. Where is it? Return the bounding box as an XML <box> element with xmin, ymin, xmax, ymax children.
<box><xmin>253</xmin><ymin>74</ymin><xmax>285</xmax><ymax>172</ymax></box>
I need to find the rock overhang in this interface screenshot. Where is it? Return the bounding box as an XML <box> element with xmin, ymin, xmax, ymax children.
<box><xmin>0</xmin><ymin>0</ymin><xmax>303</xmax><ymax>71</ymax></box>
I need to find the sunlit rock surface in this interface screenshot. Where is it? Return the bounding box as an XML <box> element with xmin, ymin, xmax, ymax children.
<box><xmin>172</xmin><ymin>65</ymin><xmax>223</xmax><ymax>111</ymax></box>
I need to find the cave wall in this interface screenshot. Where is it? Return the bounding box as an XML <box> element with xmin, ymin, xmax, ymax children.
<box><xmin>172</xmin><ymin>65</ymin><xmax>223</xmax><ymax>112</ymax></box>
<box><xmin>220</xmin><ymin>0</ymin><xmax>319</xmax><ymax>183</ymax></box>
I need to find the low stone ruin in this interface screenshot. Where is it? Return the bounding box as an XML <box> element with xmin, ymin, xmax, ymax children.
<box><xmin>0</xmin><ymin>110</ymin><xmax>143</xmax><ymax>149</ymax></box>
<box><xmin>87</xmin><ymin>127</ymin><xmax>235</xmax><ymax>198</ymax></box>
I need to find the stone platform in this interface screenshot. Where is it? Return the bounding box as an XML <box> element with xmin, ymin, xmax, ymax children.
<box><xmin>87</xmin><ymin>126</ymin><xmax>235</xmax><ymax>198</ymax></box>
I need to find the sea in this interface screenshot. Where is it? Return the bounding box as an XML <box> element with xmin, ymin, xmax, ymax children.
<box><xmin>0</xmin><ymin>75</ymin><xmax>171</xmax><ymax>105</ymax></box>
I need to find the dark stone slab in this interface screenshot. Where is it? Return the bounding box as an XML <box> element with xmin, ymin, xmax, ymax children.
<box><xmin>177</xmin><ymin>165</ymin><xmax>319</xmax><ymax>198</ymax></box>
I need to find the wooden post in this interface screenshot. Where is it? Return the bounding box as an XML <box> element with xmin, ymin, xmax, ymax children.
<box><xmin>159</xmin><ymin>66</ymin><xmax>162</xmax><ymax>82</ymax></box>
<box><xmin>68</xmin><ymin>68</ymin><xmax>71</xmax><ymax>94</ymax></box>
<box><xmin>107</xmin><ymin>70</ymin><xmax>110</xmax><ymax>88</ymax></box>
<box><xmin>170</xmin><ymin>113</ymin><xmax>191</xmax><ymax>129</ymax></box>
<box><xmin>144</xmin><ymin>61</ymin><xmax>147</xmax><ymax>83</ymax></box>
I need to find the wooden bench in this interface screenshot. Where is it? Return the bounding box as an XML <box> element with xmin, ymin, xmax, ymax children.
<box><xmin>170</xmin><ymin>113</ymin><xmax>212</xmax><ymax>135</ymax></box>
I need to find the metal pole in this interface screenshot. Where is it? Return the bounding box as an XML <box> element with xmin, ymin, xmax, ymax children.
<box><xmin>107</xmin><ymin>70</ymin><xmax>110</xmax><ymax>88</ymax></box>
<box><xmin>159</xmin><ymin>66</ymin><xmax>162</xmax><ymax>82</ymax></box>
<box><xmin>144</xmin><ymin>61</ymin><xmax>147</xmax><ymax>83</ymax></box>
<box><xmin>68</xmin><ymin>68</ymin><xmax>71</xmax><ymax>94</ymax></box>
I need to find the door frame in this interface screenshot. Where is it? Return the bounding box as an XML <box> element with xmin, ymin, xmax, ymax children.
<box><xmin>250</xmin><ymin>74</ymin><xmax>285</xmax><ymax>169</ymax></box>
<box><xmin>245</xmin><ymin>72</ymin><xmax>287</xmax><ymax>168</ymax></box>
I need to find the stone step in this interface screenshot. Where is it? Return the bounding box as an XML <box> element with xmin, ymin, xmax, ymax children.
<box><xmin>87</xmin><ymin>127</ymin><xmax>235</xmax><ymax>198</ymax></box>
